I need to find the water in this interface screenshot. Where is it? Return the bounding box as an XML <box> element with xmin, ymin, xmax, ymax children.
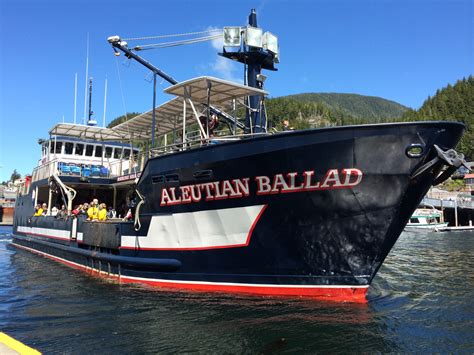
<box><xmin>1</xmin><ymin>226</ymin><xmax>473</xmax><ymax>353</ymax></box>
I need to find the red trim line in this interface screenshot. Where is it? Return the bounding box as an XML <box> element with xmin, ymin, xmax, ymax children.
<box><xmin>119</xmin><ymin>204</ymin><xmax>269</xmax><ymax>251</ymax></box>
<box><xmin>120</xmin><ymin>277</ymin><xmax>368</xmax><ymax>303</ymax></box>
<box><xmin>11</xmin><ymin>242</ymin><xmax>368</xmax><ymax>303</ymax></box>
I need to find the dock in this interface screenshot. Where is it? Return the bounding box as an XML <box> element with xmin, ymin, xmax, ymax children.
<box><xmin>0</xmin><ymin>332</ymin><xmax>41</xmax><ymax>354</ymax></box>
<box><xmin>421</xmin><ymin>189</ymin><xmax>474</xmax><ymax>228</ymax></box>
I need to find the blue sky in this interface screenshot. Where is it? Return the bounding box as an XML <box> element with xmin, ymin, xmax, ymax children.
<box><xmin>0</xmin><ymin>0</ymin><xmax>473</xmax><ymax>181</ymax></box>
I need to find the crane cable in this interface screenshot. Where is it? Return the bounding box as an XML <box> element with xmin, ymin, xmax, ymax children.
<box><xmin>122</xmin><ymin>28</ymin><xmax>222</xmax><ymax>41</ymax></box>
<box><xmin>133</xmin><ymin>34</ymin><xmax>222</xmax><ymax>51</ymax></box>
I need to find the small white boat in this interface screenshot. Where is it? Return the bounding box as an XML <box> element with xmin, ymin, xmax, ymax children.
<box><xmin>405</xmin><ymin>208</ymin><xmax>448</xmax><ymax>231</ymax></box>
<box><xmin>2</xmin><ymin>187</ymin><xmax>18</xmax><ymax>200</ymax></box>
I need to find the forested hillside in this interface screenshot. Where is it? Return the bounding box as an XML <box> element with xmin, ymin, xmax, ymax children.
<box><xmin>400</xmin><ymin>76</ymin><xmax>474</xmax><ymax>159</ymax></box>
<box><xmin>107</xmin><ymin>112</ymin><xmax>141</xmax><ymax>128</ymax></box>
<box><xmin>284</xmin><ymin>93</ymin><xmax>408</xmax><ymax>120</ymax></box>
<box><xmin>105</xmin><ymin>77</ymin><xmax>473</xmax><ymax>159</ymax></box>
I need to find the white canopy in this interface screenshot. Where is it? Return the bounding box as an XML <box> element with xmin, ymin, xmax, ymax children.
<box><xmin>49</xmin><ymin>123</ymin><xmax>126</xmax><ymax>141</ymax></box>
<box><xmin>112</xmin><ymin>97</ymin><xmax>207</xmax><ymax>139</ymax></box>
<box><xmin>164</xmin><ymin>76</ymin><xmax>268</xmax><ymax>104</ymax></box>
<box><xmin>49</xmin><ymin>77</ymin><xmax>268</xmax><ymax>141</ymax></box>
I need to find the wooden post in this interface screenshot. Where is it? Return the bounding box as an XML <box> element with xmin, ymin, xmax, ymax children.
<box><xmin>454</xmin><ymin>199</ymin><xmax>458</xmax><ymax>227</ymax></box>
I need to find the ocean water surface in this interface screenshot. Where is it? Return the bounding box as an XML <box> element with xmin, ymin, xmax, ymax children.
<box><xmin>0</xmin><ymin>225</ymin><xmax>473</xmax><ymax>353</ymax></box>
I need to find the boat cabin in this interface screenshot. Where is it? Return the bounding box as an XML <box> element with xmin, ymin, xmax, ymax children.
<box><xmin>23</xmin><ymin>76</ymin><xmax>268</xmax><ymax>218</ymax></box>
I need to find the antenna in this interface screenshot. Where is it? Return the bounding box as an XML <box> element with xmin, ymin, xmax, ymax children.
<box><xmin>83</xmin><ymin>33</ymin><xmax>90</xmax><ymax>125</ymax></box>
<box><xmin>87</xmin><ymin>77</ymin><xmax>97</xmax><ymax>126</ymax></box>
<box><xmin>103</xmin><ymin>76</ymin><xmax>108</xmax><ymax>127</ymax></box>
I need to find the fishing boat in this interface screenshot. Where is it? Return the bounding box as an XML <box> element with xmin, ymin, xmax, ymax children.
<box><xmin>405</xmin><ymin>208</ymin><xmax>448</xmax><ymax>231</ymax></box>
<box><xmin>11</xmin><ymin>9</ymin><xmax>467</xmax><ymax>302</ymax></box>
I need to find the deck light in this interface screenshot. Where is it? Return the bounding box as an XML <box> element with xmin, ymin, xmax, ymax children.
<box><xmin>223</xmin><ymin>27</ymin><xmax>242</xmax><ymax>47</ymax></box>
<box><xmin>244</xmin><ymin>26</ymin><xmax>263</xmax><ymax>48</ymax></box>
<box><xmin>263</xmin><ymin>32</ymin><xmax>278</xmax><ymax>55</ymax></box>
<box><xmin>107</xmin><ymin>35</ymin><xmax>120</xmax><ymax>44</ymax></box>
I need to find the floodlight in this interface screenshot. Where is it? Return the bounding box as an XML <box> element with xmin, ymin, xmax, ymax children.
<box><xmin>107</xmin><ymin>35</ymin><xmax>121</xmax><ymax>44</ymax></box>
<box><xmin>263</xmin><ymin>32</ymin><xmax>279</xmax><ymax>55</ymax></box>
<box><xmin>256</xmin><ymin>74</ymin><xmax>267</xmax><ymax>82</ymax></box>
<box><xmin>244</xmin><ymin>26</ymin><xmax>263</xmax><ymax>48</ymax></box>
<box><xmin>223</xmin><ymin>27</ymin><xmax>241</xmax><ymax>47</ymax></box>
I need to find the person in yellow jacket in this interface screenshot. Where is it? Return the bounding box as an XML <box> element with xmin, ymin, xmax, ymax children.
<box><xmin>87</xmin><ymin>199</ymin><xmax>99</xmax><ymax>220</ymax></box>
<box><xmin>34</xmin><ymin>203</ymin><xmax>46</xmax><ymax>216</ymax></box>
<box><xmin>98</xmin><ymin>203</ymin><xmax>107</xmax><ymax>221</ymax></box>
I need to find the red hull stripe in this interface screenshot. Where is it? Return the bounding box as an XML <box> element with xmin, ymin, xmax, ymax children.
<box><xmin>12</xmin><ymin>242</ymin><xmax>368</xmax><ymax>303</ymax></box>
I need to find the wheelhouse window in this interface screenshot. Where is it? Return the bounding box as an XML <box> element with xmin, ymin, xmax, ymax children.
<box><xmin>95</xmin><ymin>146</ymin><xmax>103</xmax><ymax>158</ymax></box>
<box><xmin>75</xmin><ymin>143</ymin><xmax>84</xmax><ymax>156</ymax></box>
<box><xmin>65</xmin><ymin>142</ymin><xmax>74</xmax><ymax>155</ymax></box>
<box><xmin>123</xmin><ymin>148</ymin><xmax>131</xmax><ymax>159</ymax></box>
<box><xmin>85</xmin><ymin>145</ymin><xmax>94</xmax><ymax>157</ymax></box>
<box><xmin>54</xmin><ymin>142</ymin><xmax>62</xmax><ymax>154</ymax></box>
<box><xmin>113</xmin><ymin>148</ymin><xmax>122</xmax><ymax>159</ymax></box>
<box><xmin>105</xmin><ymin>147</ymin><xmax>113</xmax><ymax>158</ymax></box>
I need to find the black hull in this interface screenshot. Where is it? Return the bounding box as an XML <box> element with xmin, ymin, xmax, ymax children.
<box><xmin>12</xmin><ymin>122</ymin><xmax>465</xmax><ymax>302</ymax></box>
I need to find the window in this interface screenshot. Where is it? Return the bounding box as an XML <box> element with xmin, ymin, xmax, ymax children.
<box><xmin>85</xmin><ymin>145</ymin><xmax>94</xmax><ymax>156</ymax></box>
<box><xmin>123</xmin><ymin>149</ymin><xmax>131</xmax><ymax>159</ymax></box>
<box><xmin>54</xmin><ymin>142</ymin><xmax>62</xmax><ymax>154</ymax></box>
<box><xmin>95</xmin><ymin>146</ymin><xmax>103</xmax><ymax>158</ymax></box>
<box><xmin>65</xmin><ymin>142</ymin><xmax>74</xmax><ymax>154</ymax></box>
<box><xmin>75</xmin><ymin>143</ymin><xmax>84</xmax><ymax>156</ymax></box>
<box><xmin>105</xmin><ymin>147</ymin><xmax>113</xmax><ymax>158</ymax></box>
<box><xmin>410</xmin><ymin>218</ymin><xmax>419</xmax><ymax>223</ymax></box>
<box><xmin>113</xmin><ymin>148</ymin><xmax>122</xmax><ymax>159</ymax></box>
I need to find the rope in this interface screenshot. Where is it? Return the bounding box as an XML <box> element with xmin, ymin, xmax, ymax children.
<box><xmin>122</xmin><ymin>29</ymin><xmax>222</xmax><ymax>41</ymax></box>
<box><xmin>133</xmin><ymin>34</ymin><xmax>222</xmax><ymax>51</ymax></box>
<box><xmin>134</xmin><ymin>189</ymin><xmax>145</xmax><ymax>231</ymax></box>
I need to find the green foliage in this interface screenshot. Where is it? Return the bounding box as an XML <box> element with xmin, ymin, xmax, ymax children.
<box><xmin>107</xmin><ymin>112</ymin><xmax>141</xmax><ymax>128</ymax></box>
<box><xmin>400</xmin><ymin>76</ymin><xmax>474</xmax><ymax>159</ymax></box>
<box><xmin>265</xmin><ymin>93</ymin><xmax>405</xmax><ymax>130</ymax></box>
<box><xmin>10</xmin><ymin>169</ymin><xmax>21</xmax><ymax>182</ymax></box>
<box><xmin>440</xmin><ymin>178</ymin><xmax>465</xmax><ymax>192</ymax></box>
<box><xmin>285</xmin><ymin>93</ymin><xmax>408</xmax><ymax>121</ymax></box>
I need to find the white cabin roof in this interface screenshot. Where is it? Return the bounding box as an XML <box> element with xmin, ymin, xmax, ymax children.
<box><xmin>164</xmin><ymin>76</ymin><xmax>268</xmax><ymax>104</ymax></box>
<box><xmin>112</xmin><ymin>97</ymin><xmax>207</xmax><ymax>139</ymax></box>
<box><xmin>49</xmin><ymin>123</ymin><xmax>126</xmax><ymax>141</ymax></box>
<box><xmin>49</xmin><ymin>77</ymin><xmax>268</xmax><ymax>141</ymax></box>
<box><xmin>113</xmin><ymin>76</ymin><xmax>266</xmax><ymax>139</ymax></box>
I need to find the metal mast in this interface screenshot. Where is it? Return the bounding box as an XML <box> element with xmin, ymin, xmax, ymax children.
<box><xmin>220</xmin><ymin>9</ymin><xmax>278</xmax><ymax>133</ymax></box>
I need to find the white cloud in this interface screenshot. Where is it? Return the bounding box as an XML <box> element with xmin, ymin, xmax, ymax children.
<box><xmin>205</xmin><ymin>26</ymin><xmax>243</xmax><ymax>83</ymax></box>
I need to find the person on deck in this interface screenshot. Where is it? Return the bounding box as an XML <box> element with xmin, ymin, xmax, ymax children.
<box><xmin>98</xmin><ymin>203</ymin><xmax>107</xmax><ymax>221</ymax></box>
<box><xmin>107</xmin><ymin>206</ymin><xmax>116</xmax><ymax>219</ymax></box>
<box><xmin>57</xmin><ymin>204</ymin><xmax>67</xmax><ymax>219</ymax></box>
<box><xmin>33</xmin><ymin>203</ymin><xmax>44</xmax><ymax>217</ymax></box>
<box><xmin>87</xmin><ymin>200</ymin><xmax>99</xmax><ymax>221</ymax></box>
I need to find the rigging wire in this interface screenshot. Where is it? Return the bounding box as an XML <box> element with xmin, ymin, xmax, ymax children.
<box><xmin>114</xmin><ymin>56</ymin><xmax>133</xmax><ymax>141</ymax></box>
<box><xmin>133</xmin><ymin>34</ymin><xmax>222</xmax><ymax>51</ymax></box>
<box><xmin>122</xmin><ymin>29</ymin><xmax>222</xmax><ymax>41</ymax></box>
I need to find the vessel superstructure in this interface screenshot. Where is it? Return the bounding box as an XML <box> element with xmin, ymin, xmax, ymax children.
<box><xmin>11</xmin><ymin>10</ymin><xmax>468</xmax><ymax>302</ymax></box>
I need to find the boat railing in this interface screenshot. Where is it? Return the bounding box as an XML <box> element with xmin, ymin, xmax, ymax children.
<box><xmin>31</xmin><ymin>157</ymin><xmax>141</xmax><ymax>182</ymax></box>
<box><xmin>147</xmin><ymin>131</ymin><xmax>269</xmax><ymax>159</ymax></box>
